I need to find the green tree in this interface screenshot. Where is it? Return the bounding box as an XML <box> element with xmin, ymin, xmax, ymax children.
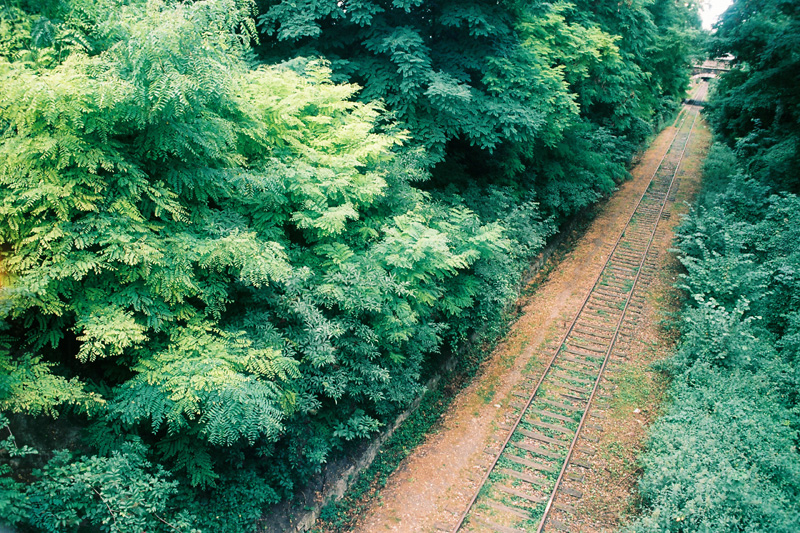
<box><xmin>0</xmin><ymin>0</ymin><xmax>505</xmax><ymax>525</ymax></box>
<box><xmin>708</xmin><ymin>0</ymin><xmax>800</xmax><ymax>191</ymax></box>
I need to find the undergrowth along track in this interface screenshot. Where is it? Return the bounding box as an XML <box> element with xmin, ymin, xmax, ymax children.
<box><xmin>449</xmin><ymin>82</ymin><xmax>708</xmax><ymax>533</ymax></box>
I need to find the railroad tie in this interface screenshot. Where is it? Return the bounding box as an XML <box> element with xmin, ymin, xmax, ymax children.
<box><xmin>496</xmin><ymin>484</ymin><xmax>546</xmax><ymax>503</ymax></box>
<box><xmin>498</xmin><ymin>467</ymin><xmax>548</xmax><ymax>487</ymax></box>
<box><xmin>528</xmin><ymin>408</ymin><xmax>574</xmax><ymax>423</ymax></box>
<box><xmin>516</xmin><ymin>428</ymin><xmax>569</xmax><ymax>446</ymax></box>
<box><xmin>570</xmin><ymin>458</ymin><xmax>592</xmax><ymax>469</ymax></box>
<box><xmin>547</xmin><ymin>518</ymin><xmax>571</xmax><ymax>532</ymax></box>
<box><xmin>451</xmin><ymin>99</ymin><xmax>703</xmax><ymax>533</ymax></box>
<box><xmin>505</xmin><ymin>453</ymin><xmax>557</xmax><ymax>473</ymax></box>
<box><xmin>472</xmin><ymin>515</ymin><xmax>527</xmax><ymax>533</ymax></box>
<box><xmin>541</xmin><ymin>398</ymin><xmax>582</xmax><ymax>412</ymax></box>
<box><xmin>560</xmin><ymin>486</ymin><xmax>583</xmax><ymax>498</ymax></box>
<box><xmin>485</xmin><ymin>501</ymin><xmax>533</xmax><ymax>521</ymax></box>
<box><xmin>509</xmin><ymin>440</ymin><xmax>561</xmax><ymax>459</ymax></box>
<box><xmin>526</xmin><ymin>419</ymin><xmax>574</xmax><ymax>435</ymax></box>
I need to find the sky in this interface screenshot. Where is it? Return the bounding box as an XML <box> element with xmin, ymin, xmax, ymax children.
<box><xmin>700</xmin><ymin>0</ymin><xmax>735</xmax><ymax>30</ymax></box>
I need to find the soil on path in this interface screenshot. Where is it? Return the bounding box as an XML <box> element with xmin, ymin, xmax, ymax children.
<box><xmin>341</xmin><ymin>113</ymin><xmax>711</xmax><ymax>533</ymax></box>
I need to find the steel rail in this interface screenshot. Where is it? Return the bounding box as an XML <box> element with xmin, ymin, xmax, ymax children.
<box><xmin>535</xmin><ymin>101</ymin><xmax>701</xmax><ymax>533</ymax></box>
<box><xmin>450</xmin><ymin>83</ymin><xmax>707</xmax><ymax>533</ymax></box>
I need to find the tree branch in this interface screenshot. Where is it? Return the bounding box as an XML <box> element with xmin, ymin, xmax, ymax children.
<box><xmin>151</xmin><ymin>511</ymin><xmax>183</xmax><ymax>532</ymax></box>
<box><xmin>91</xmin><ymin>487</ymin><xmax>118</xmax><ymax>527</ymax></box>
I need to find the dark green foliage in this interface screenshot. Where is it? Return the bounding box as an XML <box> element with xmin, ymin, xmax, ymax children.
<box><xmin>0</xmin><ymin>415</ymin><xmax>198</xmax><ymax>532</ymax></box>
<box><xmin>0</xmin><ymin>0</ymin><xmax>699</xmax><ymax>530</ymax></box>
<box><xmin>707</xmin><ymin>0</ymin><xmax>800</xmax><ymax>191</ymax></box>
<box><xmin>632</xmin><ymin>364</ymin><xmax>800</xmax><ymax>532</ymax></box>
<box><xmin>626</xmin><ymin>143</ymin><xmax>800</xmax><ymax>532</ymax></box>
<box><xmin>257</xmin><ymin>0</ymin><xmax>699</xmax><ymax>224</ymax></box>
<box><xmin>0</xmin><ymin>0</ymin><xmax>304</xmax><ymax>487</ymax></box>
<box><xmin>258</xmin><ymin>0</ymin><xmax>527</xmax><ymax>159</ymax></box>
<box><xmin>0</xmin><ymin>414</ymin><xmax>34</xmax><ymax>525</ymax></box>
<box><xmin>0</xmin><ymin>0</ymin><xmax>512</xmax><ymax>528</ymax></box>
<box><xmin>26</xmin><ymin>441</ymin><xmax>200</xmax><ymax>533</ymax></box>
<box><xmin>563</xmin><ymin>0</ymin><xmax>702</xmax><ymax>134</ymax></box>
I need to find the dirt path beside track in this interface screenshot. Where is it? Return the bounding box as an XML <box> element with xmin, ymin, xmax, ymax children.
<box><xmin>334</xmin><ymin>112</ymin><xmax>711</xmax><ymax>533</ymax></box>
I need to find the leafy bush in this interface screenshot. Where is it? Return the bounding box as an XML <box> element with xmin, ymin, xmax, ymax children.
<box><xmin>627</xmin><ymin>137</ymin><xmax>800</xmax><ymax>532</ymax></box>
<box><xmin>632</xmin><ymin>364</ymin><xmax>800</xmax><ymax>533</ymax></box>
<box><xmin>26</xmin><ymin>442</ymin><xmax>199</xmax><ymax>533</ymax></box>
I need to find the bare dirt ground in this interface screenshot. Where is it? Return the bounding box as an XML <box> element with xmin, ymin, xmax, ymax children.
<box><xmin>336</xmin><ymin>112</ymin><xmax>711</xmax><ymax>533</ymax></box>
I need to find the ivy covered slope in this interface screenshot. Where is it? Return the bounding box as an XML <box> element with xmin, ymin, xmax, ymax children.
<box><xmin>0</xmin><ymin>0</ymin><xmax>699</xmax><ymax>532</ymax></box>
<box><xmin>258</xmin><ymin>0</ymin><xmax>701</xmax><ymax>221</ymax></box>
<box><xmin>627</xmin><ymin>2</ymin><xmax>800</xmax><ymax>531</ymax></box>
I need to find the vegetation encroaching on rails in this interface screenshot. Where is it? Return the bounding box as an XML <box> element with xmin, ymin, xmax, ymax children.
<box><xmin>627</xmin><ymin>2</ymin><xmax>800</xmax><ymax>530</ymax></box>
<box><xmin>0</xmin><ymin>0</ymin><xmax>698</xmax><ymax>531</ymax></box>
<box><xmin>627</xmin><ymin>144</ymin><xmax>800</xmax><ymax>532</ymax></box>
<box><xmin>312</xmin><ymin>222</ymin><xmax>580</xmax><ymax>532</ymax></box>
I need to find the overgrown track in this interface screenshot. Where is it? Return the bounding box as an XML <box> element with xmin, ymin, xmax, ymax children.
<box><xmin>450</xmin><ymin>83</ymin><xmax>707</xmax><ymax>533</ymax></box>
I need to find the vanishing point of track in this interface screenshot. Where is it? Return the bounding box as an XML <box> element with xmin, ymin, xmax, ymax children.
<box><xmin>450</xmin><ymin>83</ymin><xmax>707</xmax><ymax>533</ymax></box>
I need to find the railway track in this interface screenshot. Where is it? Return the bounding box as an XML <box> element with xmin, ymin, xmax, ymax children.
<box><xmin>450</xmin><ymin>82</ymin><xmax>707</xmax><ymax>533</ymax></box>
